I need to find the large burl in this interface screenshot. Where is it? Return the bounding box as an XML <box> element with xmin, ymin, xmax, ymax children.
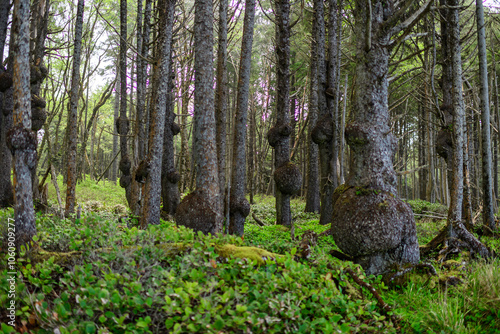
<box><xmin>331</xmin><ymin>185</ymin><xmax>419</xmax><ymax>275</ymax></box>
<box><xmin>331</xmin><ymin>122</ymin><xmax>420</xmax><ymax>276</ymax></box>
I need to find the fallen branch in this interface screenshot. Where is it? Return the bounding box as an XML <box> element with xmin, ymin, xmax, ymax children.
<box><xmin>414</xmin><ymin>213</ymin><xmax>448</xmax><ymax>220</ymax></box>
<box><xmin>252</xmin><ymin>212</ymin><xmax>266</xmax><ymax>226</ymax></box>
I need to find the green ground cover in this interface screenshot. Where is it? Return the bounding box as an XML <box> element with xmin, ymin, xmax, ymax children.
<box><xmin>0</xmin><ymin>180</ymin><xmax>499</xmax><ymax>333</ymax></box>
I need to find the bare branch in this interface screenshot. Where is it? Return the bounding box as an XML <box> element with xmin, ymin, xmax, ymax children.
<box><xmin>388</xmin><ymin>0</ymin><xmax>434</xmax><ymax>39</ymax></box>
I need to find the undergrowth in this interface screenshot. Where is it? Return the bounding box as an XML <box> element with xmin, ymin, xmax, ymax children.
<box><xmin>0</xmin><ymin>184</ymin><xmax>499</xmax><ymax>333</ymax></box>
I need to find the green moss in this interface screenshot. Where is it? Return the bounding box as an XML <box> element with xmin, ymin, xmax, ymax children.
<box><xmin>354</xmin><ymin>186</ymin><xmax>380</xmax><ymax>196</ymax></box>
<box><xmin>333</xmin><ymin>184</ymin><xmax>350</xmax><ymax>198</ymax></box>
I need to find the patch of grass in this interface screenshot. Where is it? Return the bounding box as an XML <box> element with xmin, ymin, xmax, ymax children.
<box><xmin>46</xmin><ymin>174</ymin><xmax>127</xmax><ymax>211</ymax></box>
<box><xmin>406</xmin><ymin>199</ymin><xmax>447</xmax><ymax>215</ymax></box>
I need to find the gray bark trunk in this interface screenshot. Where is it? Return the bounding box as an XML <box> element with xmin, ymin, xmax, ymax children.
<box><xmin>228</xmin><ymin>0</ymin><xmax>256</xmax><ymax>236</ymax></box>
<box><xmin>317</xmin><ymin>0</ymin><xmax>342</xmax><ymax>224</ymax></box>
<box><xmin>305</xmin><ymin>0</ymin><xmax>320</xmax><ymax>213</ymax></box>
<box><xmin>0</xmin><ymin>19</ymin><xmax>13</xmax><ymax>207</ymax></box>
<box><xmin>331</xmin><ymin>0</ymin><xmax>420</xmax><ymax>276</ymax></box>
<box><xmin>0</xmin><ymin>0</ymin><xmax>9</xmax><ymax>60</ymax></box>
<box><xmin>176</xmin><ymin>0</ymin><xmax>223</xmax><ymax>234</ymax></box>
<box><xmin>476</xmin><ymin>0</ymin><xmax>496</xmax><ymax>231</ymax></box>
<box><xmin>111</xmin><ymin>71</ymin><xmax>119</xmax><ymax>183</ymax></box>
<box><xmin>268</xmin><ymin>0</ymin><xmax>301</xmax><ymax>226</ymax></box>
<box><xmin>445</xmin><ymin>0</ymin><xmax>489</xmax><ymax>257</ymax></box>
<box><xmin>161</xmin><ymin>51</ymin><xmax>180</xmax><ymax>218</ymax></box>
<box><xmin>215</xmin><ymin>0</ymin><xmax>228</xmax><ymax>216</ymax></box>
<box><xmin>9</xmin><ymin>0</ymin><xmax>37</xmax><ymax>250</ymax></box>
<box><xmin>65</xmin><ymin>0</ymin><xmax>84</xmax><ymax>216</ymax></box>
<box><xmin>118</xmin><ymin>0</ymin><xmax>132</xmax><ymax>205</ymax></box>
<box><xmin>142</xmin><ymin>0</ymin><xmax>175</xmax><ymax>226</ymax></box>
<box><xmin>136</xmin><ymin>0</ymin><xmax>146</xmax><ymax>161</ymax></box>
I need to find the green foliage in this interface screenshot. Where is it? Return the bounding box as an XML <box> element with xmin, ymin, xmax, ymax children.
<box><xmin>46</xmin><ymin>175</ymin><xmax>128</xmax><ymax>211</ymax></box>
<box><xmin>386</xmin><ymin>258</ymin><xmax>500</xmax><ymax>333</ymax></box>
<box><xmin>0</xmin><ymin>212</ymin><xmax>395</xmax><ymax>333</ymax></box>
<box><xmin>1</xmin><ymin>195</ymin><xmax>499</xmax><ymax>333</ymax></box>
<box><xmin>406</xmin><ymin>199</ymin><xmax>447</xmax><ymax>216</ymax></box>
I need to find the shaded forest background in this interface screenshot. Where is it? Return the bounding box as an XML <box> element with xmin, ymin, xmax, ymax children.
<box><xmin>2</xmin><ymin>0</ymin><xmax>500</xmax><ymax>209</ymax></box>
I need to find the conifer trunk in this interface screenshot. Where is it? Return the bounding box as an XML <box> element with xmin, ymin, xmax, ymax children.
<box><xmin>476</xmin><ymin>0</ymin><xmax>496</xmax><ymax>231</ymax></box>
<box><xmin>118</xmin><ymin>0</ymin><xmax>132</xmax><ymax>205</ymax></box>
<box><xmin>268</xmin><ymin>0</ymin><xmax>302</xmax><ymax>226</ymax></box>
<box><xmin>215</xmin><ymin>0</ymin><xmax>228</xmax><ymax>214</ymax></box>
<box><xmin>176</xmin><ymin>0</ymin><xmax>223</xmax><ymax>234</ymax></box>
<box><xmin>65</xmin><ymin>0</ymin><xmax>84</xmax><ymax>216</ymax></box>
<box><xmin>142</xmin><ymin>0</ymin><xmax>176</xmax><ymax>225</ymax></box>
<box><xmin>331</xmin><ymin>0</ymin><xmax>423</xmax><ymax>275</ymax></box>
<box><xmin>228</xmin><ymin>0</ymin><xmax>256</xmax><ymax>235</ymax></box>
<box><xmin>9</xmin><ymin>0</ymin><xmax>37</xmax><ymax>249</ymax></box>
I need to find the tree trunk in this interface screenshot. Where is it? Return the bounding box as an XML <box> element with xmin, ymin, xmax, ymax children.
<box><xmin>228</xmin><ymin>0</ymin><xmax>256</xmax><ymax>236</ymax></box>
<box><xmin>331</xmin><ymin>0</ymin><xmax>423</xmax><ymax>275</ymax></box>
<box><xmin>305</xmin><ymin>0</ymin><xmax>320</xmax><ymax>213</ymax></box>
<box><xmin>176</xmin><ymin>0</ymin><xmax>223</xmax><ymax>234</ymax></box>
<box><xmin>248</xmin><ymin>97</ymin><xmax>256</xmax><ymax>204</ymax></box>
<box><xmin>135</xmin><ymin>0</ymin><xmax>146</xmax><ymax>162</ymax></box>
<box><xmin>0</xmin><ymin>0</ymin><xmax>9</xmax><ymax>60</ymax></box>
<box><xmin>65</xmin><ymin>0</ymin><xmax>84</xmax><ymax>216</ymax></box>
<box><xmin>0</xmin><ymin>0</ymin><xmax>13</xmax><ymax>208</ymax></box>
<box><xmin>141</xmin><ymin>0</ymin><xmax>176</xmax><ymax>226</ymax></box>
<box><xmin>476</xmin><ymin>0</ymin><xmax>496</xmax><ymax>231</ymax></box>
<box><xmin>161</xmin><ymin>52</ymin><xmax>180</xmax><ymax>217</ymax></box>
<box><xmin>8</xmin><ymin>0</ymin><xmax>37</xmax><ymax>250</ymax></box>
<box><xmin>315</xmin><ymin>0</ymin><xmax>342</xmax><ymax>224</ymax></box>
<box><xmin>111</xmin><ymin>72</ymin><xmax>119</xmax><ymax>183</ymax></box>
<box><xmin>447</xmin><ymin>0</ymin><xmax>488</xmax><ymax>256</ymax></box>
<box><xmin>118</xmin><ymin>0</ymin><xmax>132</xmax><ymax>205</ymax></box>
<box><xmin>215</xmin><ymin>0</ymin><xmax>228</xmax><ymax>215</ymax></box>
<box><xmin>268</xmin><ymin>0</ymin><xmax>301</xmax><ymax>226</ymax></box>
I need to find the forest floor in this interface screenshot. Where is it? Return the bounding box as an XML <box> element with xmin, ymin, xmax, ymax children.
<box><xmin>0</xmin><ymin>179</ymin><xmax>499</xmax><ymax>333</ymax></box>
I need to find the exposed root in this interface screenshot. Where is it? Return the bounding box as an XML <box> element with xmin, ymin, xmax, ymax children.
<box><xmin>344</xmin><ymin>267</ymin><xmax>399</xmax><ymax>325</ymax></box>
<box><xmin>420</xmin><ymin>220</ymin><xmax>494</xmax><ymax>260</ymax></box>
<box><xmin>385</xmin><ymin>262</ymin><xmax>438</xmax><ymax>283</ymax></box>
<box><xmin>420</xmin><ymin>225</ymin><xmax>447</xmax><ymax>256</ymax></box>
<box><xmin>330</xmin><ymin>249</ymin><xmax>354</xmax><ymax>262</ymax></box>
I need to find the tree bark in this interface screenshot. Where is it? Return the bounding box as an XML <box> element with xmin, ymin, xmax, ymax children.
<box><xmin>423</xmin><ymin>0</ymin><xmax>490</xmax><ymax>259</ymax></box>
<box><xmin>228</xmin><ymin>0</ymin><xmax>256</xmax><ymax>236</ymax></box>
<box><xmin>331</xmin><ymin>0</ymin><xmax>421</xmax><ymax>276</ymax></box>
<box><xmin>0</xmin><ymin>0</ymin><xmax>13</xmax><ymax>208</ymax></box>
<box><xmin>8</xmin><ymin>0</ymin><xmax>37</xmax><ymax>250</ymax></box>
<box><xmin>118</xmin><ymin>0</ymin><xmax>132</xmax><ymax>205</ymax></box>
<box><xmin>161</xmin><ymin>51</ymin><xmax>180</xmax><ymax>218</ymax></box>
<box><xmin>176</xmin><ymin>0</ymin><xmax>223</xmax><ymax>234</ymax></box>
<box><xmin>0</xmin><ymin>0</ymin><xmax>9</xmax><ymax>60</ymax></box>
<box><xmin>136</xmin><ymin>0</ymin><xmax>146</xmax><ymax>162</ymax></box>
<box><xmin>476</xmin><ymin>0</ymin><xmax>496</xmax><ymax>231</ymax></box>
<box><xmin>305</xmin><ymin>0</ymin><xmax>320</xmax><ymax>213</ymax></box>
<box><xmin>65</xmin><ymin>0</ymin><xmax>84</xmax><ymax>216</ymax></box>
<box><xmin>215</xmin><ymin>0</ymin><xmax>228</xmax><ymax>216</ymax></box>
<box><xmin>268</xmin><ymin>0</ymin><xmax>302</xmax><ymax>226</ymax></box>
<box><xmin>141</xmin><ymin>0</ymin><xmax>176</xmax><ymax>226</ymax></box>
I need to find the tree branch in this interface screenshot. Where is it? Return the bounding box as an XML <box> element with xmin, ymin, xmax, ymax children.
<box><xmin>388</xmin><ymin>0</ymin><xmax>434</xmax><ymax>39</ymax></box>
